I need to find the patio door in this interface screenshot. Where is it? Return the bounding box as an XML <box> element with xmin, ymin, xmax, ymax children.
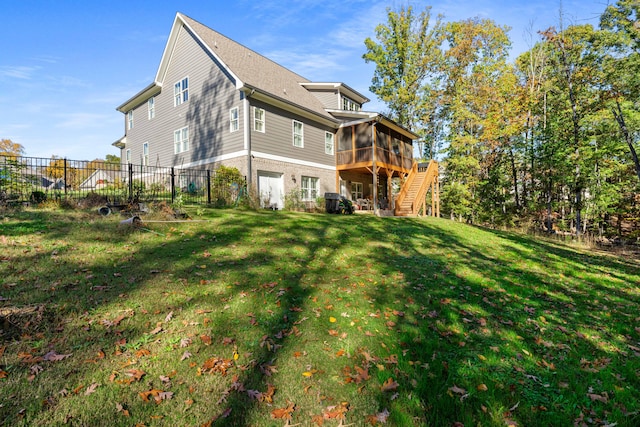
<box><xmin>257</xmin><ymin>171</ymin><xmax>283</xmax><ymax>209</ymax></box>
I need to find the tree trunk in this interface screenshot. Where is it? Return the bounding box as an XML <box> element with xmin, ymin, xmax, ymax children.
<box><xmin>509</xmin><ymin>148</ymin><xmax>520</xmax><ymax>211</ymax></box>
<box><xmin>612</xmin><ymin>100</ymin><xmax>640</xmax><ymax>183</ymax></box>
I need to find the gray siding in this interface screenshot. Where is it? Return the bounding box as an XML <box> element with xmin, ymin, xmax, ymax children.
<box><xmin>307</xmin><ymin>89</ymin><xmax>339</xmax><ymax>110</ymax></box>
<box><xmin>250</xmin><ymin>99</ymin><xmax>335</xmax><ymax>167</ymax></box>
<box><xmin>123</xmin><ymin>24</ymin><xmax>244</xmax><ymax>168</ymax></box>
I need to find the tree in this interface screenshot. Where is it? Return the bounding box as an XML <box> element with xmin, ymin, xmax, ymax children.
<box><xmin>0</xmin><ymin>139</ymin><xmax>25</xmax><ymax>157</ymax></box>
<box><xmin>105</xmin><ymin>154</ymin><xmax>121</xmax><ymax>166</ymax></box>
<box><xmin>363</xmin><ymin>5</ymin><xmax>444</xmax><ymax>135</ymax></box>
<box><xmin>539</xmin><ymin>23</ymin><xmax>600</xmax><ymax>235</ymax></box>
<box><xmin>439</xmin><ymin>17</ymin><xmax>516</xmax><ymax>223</ymax></box>
<box><xmin>599</xmin><ymin>0</ymin><xmax>640</xmax><ymax>182</ymax></box>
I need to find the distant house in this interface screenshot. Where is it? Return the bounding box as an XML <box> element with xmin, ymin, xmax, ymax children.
<box><xmin>114</xmin><ymin>13</ymin><xmax>438</xmax><ymax>214</ymax></box>
<box><xmin>79</xmin><ymin>169</ymin><xmax>116</xmax><ymax>191</ymax></box>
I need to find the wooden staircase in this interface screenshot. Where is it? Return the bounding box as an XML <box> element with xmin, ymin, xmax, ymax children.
<box><xmin>394</xmin><ymin>160</ymin><xmax>439</xmax><ymax>217</ymax></box>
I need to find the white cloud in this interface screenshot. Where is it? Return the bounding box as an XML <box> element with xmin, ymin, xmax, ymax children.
<box><xmin>0</xmin><ymin>65</ymin><xmax>41</xmax><ymax>80</ymax></box>
<box><xmin>54</xmin><ymin>112</ymin><xmax>114</xmax><ymax>130</ymax></box>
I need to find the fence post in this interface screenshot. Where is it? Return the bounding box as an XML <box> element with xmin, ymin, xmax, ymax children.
<box><xmin>171</xmin><ymin>167</ymin><xmax>175</xmax><ymax>203</ymax></box>
<box><xmin>64</xmin><ymin>158</ymin><xmax>68</xmax><ymax>195</ymax></box>
<box><xmin>206</xmin><ymin>170</ymin><xmax>211</xmax><ymax>205</ymax></box>
<box><xmin>128</xmin><ymin>163</ymin><xmax>133</xmax><ymax>202</ymax></box>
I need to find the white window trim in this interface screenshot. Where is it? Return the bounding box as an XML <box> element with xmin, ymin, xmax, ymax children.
<box><xmin>142</xmin><ymin>142</ymin><xmax>149</xmax><ymax>166</ymax></box>
<box><xmin>125</xmin><ymin>149</ymin><xmax>131</xmax><ymax>163</ymax></box>
<box><xmin>230</xmin><ymin>107</ymin><xmax>239</xmax><ymax>132</ymax></box>
<box><xmin>325</xmin><ymin>131</ymin><xmax>334</xmax><ymax>155</ymax></box>
<box><xmin>301</xmin><ymin>176</ymin><xmax>319</xmax><ymax>201</ymax></box>
<box><xmin>148</xmin><ymin>97</ymin><xmax>155</xmax><ymax>120</ymax></box>
<box><xmin>174</xmin><ymin>126</ymin><xmax>189</xmax><ymax>154</ymax></box>
<box><xmin>293</xmin><ymin>120</ymin><xmax>304</xmax><ymax>148</ymax></box>
<box><xmin>127</xmin><ymin>110</ymin><xmax>133</xmax><ymax>130</ymax></box>
<box><xmin>254</xmin><ymin>107</ymin><xmax>265</xmax><ymax>133</ymax></box>
<box><xmin>174</xmin><ymin>76</ymin><xmax>189</xmax><ymax>107</ymax></box>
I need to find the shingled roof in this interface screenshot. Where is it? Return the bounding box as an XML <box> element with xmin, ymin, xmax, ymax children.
<box><xmin>164</xmin><ymin>13</ymin><xmax>336</xmax><ymax>122</ymax></box>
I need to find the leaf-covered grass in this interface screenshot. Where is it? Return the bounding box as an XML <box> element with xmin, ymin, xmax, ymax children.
<box><xmin>1</xmin><ymin>207</ymin><xmax>639</xmax><ymax>426</ymax></box>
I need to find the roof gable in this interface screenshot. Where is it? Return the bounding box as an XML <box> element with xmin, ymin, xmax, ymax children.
<box><xmin>154</xmin><ymin>13</ymin><xmax>335</xmax><ymax>122</ymax></box>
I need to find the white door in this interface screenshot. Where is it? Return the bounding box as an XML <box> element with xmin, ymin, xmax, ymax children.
<box><xmin>257</xmin><ymin>171</ymin><xmax>283</xmax><ymax>209</ymax></box>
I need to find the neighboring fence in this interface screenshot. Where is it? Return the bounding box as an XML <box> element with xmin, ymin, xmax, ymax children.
<box><xmin>0</xmin><ymin>155</ymin><xmax>246</xmax><ymax>207</ymax></box>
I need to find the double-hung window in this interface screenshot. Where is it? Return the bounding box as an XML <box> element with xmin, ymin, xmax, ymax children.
<box><xmin>254</xmin><ymin>107</ymin><xmax>265</xmax><ymax>132</ymax></box>
<box><xmin>292</xmin><ymin>120</ymin><xmax>304</xmax><ymax>147</ymax></box>
<box><xmin>174</xmin><ymin>77</ymin><xmax>189</xmax><ymax>106</ymax></box>
<box><xmin>148</xmin><ymin>97</ymin><xmax>155</xmax><ymax>120</ymax></box>
<box><xmin>301</xmin><ymin>176</ymin><xmax>319</xmax><ymax>201</ymax></box>
<box><xmin>127</xmin><ymin>110</ymin><xmax>133</xmax><ymax>130</ymax></box>
<box><xmin>174</xmin><ymin>126</ymin><xmax>189</xmax><ymax>154</ymax></box>
<box><xmin>142</xmin><ymin>142</ymin><xmax>149</xmax><ymax>166</ymax></box>
<box><xmin>325</xmin><ymin>132</ymin><xmax>334</xmax><ymax>155</ymax></box>
<box><xmin>125</xmin><ymin>149</ymin><xmax>131</xmax><ymax>163</ymax></box>
<box><xmin>230</xmin><ymin>107</ymin><xmax>239</xmax><ymax>132</ymax></box>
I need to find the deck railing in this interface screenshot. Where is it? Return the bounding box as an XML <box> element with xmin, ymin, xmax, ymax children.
<box><xmin>337</xmin><ymin>147</ymin><xmax>411</xmax><ymax>169</ymax></box>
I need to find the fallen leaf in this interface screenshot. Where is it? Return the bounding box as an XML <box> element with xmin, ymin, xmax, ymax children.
<box><xmin>135</xmin><ymin>349</ymin><xmax>151</xmax><ymax>357</ymax></box>
<box><xmin>271</xmin><ymin>401</ymin><xmax>295</xmax><ymax>420</ymax></box>
<box><xmin>587</xmin><ymin>392</ymin><xmax>608</xmax><ymax>403</ymax></box>
<box><xmin>449</xmin><ymin>385</ymin><xmax>467</xmax><ymax>395</ymax></box>
<box><xmin>43</xmin><ymin>351</ymin><xmax>73</xmax><ymax>362</ymax></box>
<box><xmin>85</xmin><ymin>383</ymin><xmax>100</xmax><ymax>396</ymax></box>
<box><xmin>125</xmin><ymin>369</ymin><xmax>145</xmax><ymax>382</ymax></box>
<box><xmin>381</xmin><ymin>377</ymin><xmax>399</xmax><ymax>392</ymax></box>
<box><xmin>477</xmin><ymin>384</ymin><xmax>488</xmax><ymax>392</ymax></box>
<box><xmin>323</xmin><ymin>402</ymin><xmax>349</xmax><ymax>420</ymax></box>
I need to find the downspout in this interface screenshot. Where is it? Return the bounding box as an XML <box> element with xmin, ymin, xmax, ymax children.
<box><xmin>243</xmin><ymin>89</ymin><xmax>255</xmax><ymax>186</ymax></box>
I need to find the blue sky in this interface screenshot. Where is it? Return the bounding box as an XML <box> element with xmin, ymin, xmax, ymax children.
<box><xmin>1</xmin><ymin>0</ymin><xmax>605</xmax><ymax>161</ymax></box>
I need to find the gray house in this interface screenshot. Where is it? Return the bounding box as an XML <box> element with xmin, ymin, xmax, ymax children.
<box><xmin>115</xmin><ymin>13</ymin><xmax>439</xmax><ymax>214</ymax></box>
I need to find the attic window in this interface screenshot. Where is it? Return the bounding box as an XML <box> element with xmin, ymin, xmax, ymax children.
<box><xmin>174</xmin><ymin>77</ymin><xmax>189</xmax><ymax>106</ymax></box>
<box><xmin>342</xmin><ymin>96</ymin><xmax>360</xmax><ymax>111</ymax></box>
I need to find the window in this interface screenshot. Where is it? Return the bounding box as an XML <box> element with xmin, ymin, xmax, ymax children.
<box><xmin>254</xmin><ymin>107</ymin><xmax>265</xmax><ymax>132</ymax></box>
<box><xmin>174</xmin><ymin>77</ymin><xmax>189</xmax><ymax>106</ymax></box>
<box><xmin>174</xmin><ymin>126</ymin><xmax>189</xmax><ymax>154</ymax></box>
<box><xmin>325</xmin><ymin>132</ymin><xmax>334</xmax><ymax>155</ymax></box>
<box><xmin>230</xmin><ymin>107</ymin><xmax>239</xmax><ymax>132</ymax></box>
<box><xmin>342</xmin><ymin>96</ymin><xmax>360</xmax><ymax>111</ymax></box>
<box><xmin>293</xmin><ymin>120</ymin><xmax>304</xmax><ymax>147</ymax></box>
<box><xmin>148</xmin><ymin>97</ymin><xmax>155</xmax><ymax>120</ymax></box>
<box><xmin>301</xmin><ymin>176</ymin><xmax>319</xmax><ymax>201</ymax></box>
<box><xmin>125</xmin><ymin>149</ymin><xmax>131</xmax><ymax>163</ymax></box>
<box><xmin>127</xmin><ymin>110</ymin><xmax>133</xmax><ymax>130</ymax></box>
<box><xmin>351</xmin><ymin>182</ymin><xmax>363</xmax><ymax>200</ymax></box>
<box><xmin>142</xmin><ymin>142</ymin><xmax>149</xmax><ymax>166</ymax></box>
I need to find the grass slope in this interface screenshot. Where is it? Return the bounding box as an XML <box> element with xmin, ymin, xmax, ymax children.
<box><xmin>0</xmin><ymin>208</ymin><xmax>639</xmax><ymax>426</ymax></box>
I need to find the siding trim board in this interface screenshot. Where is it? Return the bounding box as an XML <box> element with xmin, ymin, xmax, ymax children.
<box><xmin>252</xmin><ymin>151</ymin><xmax>336</xmax><ymax>171</ymax></box>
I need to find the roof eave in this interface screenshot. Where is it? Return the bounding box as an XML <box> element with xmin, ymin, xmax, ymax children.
<box><xmin>112</xmin><ymin>136</ymin><xmax>126</xmax><ymax>148</ymax></box>
<box><xmin>300</xmin><ymin>82</ymin><xmax>370</xmax><ymax>104</ymax></box>
<box><xmin>116</xmin><ymin>83</ymin><xmax>161</xmax><ymax>113</ymax></box>
<box><xmin>243</xmin><ymin>85</ymin><xmax>339</xmax><ymax>128</ymax></box>
<box><xmin>336</xmin><ymin>111</ymin><xmax>419</xmax><ymax>140</ymax></box>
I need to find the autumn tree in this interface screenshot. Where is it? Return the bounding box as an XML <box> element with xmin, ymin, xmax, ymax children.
<box><xmin>0</xmin><ymin>139</ymin><xmax>25</xmax><ymax>157</ymax></box>
<box><xmin>439</xmin><ymin>18</ymin><xmax>517</xmax><ymax>224</ymax></box>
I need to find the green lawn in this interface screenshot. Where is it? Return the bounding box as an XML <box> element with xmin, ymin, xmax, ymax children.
<box><xmin>1</xmin><ymin>207</ymin><xmax>639</xmax><ymax>426</ymax></box>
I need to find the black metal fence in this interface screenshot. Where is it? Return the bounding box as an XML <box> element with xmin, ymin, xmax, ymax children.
<box><xmin>0</xmin><ymin>156</ymin><xmax>246</xmax><ymax>207</ymax></box>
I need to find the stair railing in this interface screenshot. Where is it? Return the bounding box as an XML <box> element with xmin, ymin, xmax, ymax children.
<box><xmin>394</xmin><ymin>162</ymin><xmax>418</xmax><ymax>215</ymax></box>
